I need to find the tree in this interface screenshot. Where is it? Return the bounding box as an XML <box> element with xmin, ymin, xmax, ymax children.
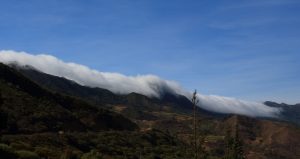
<box><xmin>224</xmin><ymin>121</ymin><xmax>245</xmax><ymax>159</ymax></box>
<box><xmin>0</xmin><ymin>92</ymin><xmax>3</xmax><ymax>105</ymax></box>
<box><xmin>0</xmin><ymin>92</ymin><xmax>7</xmax><ymax>136</ymax></box>
<box><xmin>233</xmin><ymin>124</ymin><xmax>245</xmax><ymax>159</ymax></box>
<box><xmin>224</xmin><ymin>127</ymin><xmax>233</xmax><ymax>159</ymax></box>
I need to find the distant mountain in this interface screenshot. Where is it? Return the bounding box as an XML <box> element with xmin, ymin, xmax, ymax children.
<box><xmin>8</xmin><ymin>64</ymin><xmax>300</xmax><ymax>125</ymax></box>
<box><xmin>0</xmin><ymin>63</ymin><xmax>138</xmax><ymax>134</ymax></box>
<box><xmin>264</xmin><ymin>101</ymin><xmax>300</xmax><ymax>125</ymax></box>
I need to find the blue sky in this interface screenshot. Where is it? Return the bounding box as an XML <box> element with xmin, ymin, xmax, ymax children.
<box><xmin>0</xmin><ymin>0</ymin><xmax>300</xmax><ymax>103</ymax></box>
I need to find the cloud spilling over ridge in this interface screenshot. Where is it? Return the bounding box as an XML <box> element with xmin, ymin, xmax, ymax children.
<box><xmin>0</xmin><ymin>50</ymin><xmax>281</xmax><ymax>117</ymax></box>
<box><xmin>196</xmin><ymin>94</ymin><xmax>280</xmax><ymax>117</ymax></box>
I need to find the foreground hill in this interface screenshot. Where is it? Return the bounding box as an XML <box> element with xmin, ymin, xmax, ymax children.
<box><xmin>224</xmin><ymin>115</ymin><xmax>300</xmax><ymax>159</ymax></box>
<box><xmin>1</xmin><ymin>63</ymin><xmax>300</xmax><ymax>159</ymax></box>
<box><xmin>0</xmin><ymin>63</ymin><xmax>193</xmax><ymax>158</ymax></box>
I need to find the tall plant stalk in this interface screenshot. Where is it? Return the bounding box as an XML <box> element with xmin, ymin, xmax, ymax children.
<box><xmin>192</xmin><ymin>90</ymin><xmax>199</xmax><ymax>159</ymax></box>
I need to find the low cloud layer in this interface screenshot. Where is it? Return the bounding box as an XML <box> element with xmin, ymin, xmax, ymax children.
<box><xmin>0</xmin><ymin>50</ymin><xmax>281</xmax><ymax>117</ymax></box>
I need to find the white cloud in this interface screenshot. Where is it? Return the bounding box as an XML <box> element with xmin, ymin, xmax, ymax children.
<box><xmin>0</xmin><ymin>50</ymin><xmax>281</xmax><ymax>117</ymax></box>
<box><xmin>196</xmin><ymin>94</ymin><xmax>280</xmax><ymax>117</ymax></box>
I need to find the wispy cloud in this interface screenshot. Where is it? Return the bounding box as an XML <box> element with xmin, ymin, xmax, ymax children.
<box><xmin>0</xmin><ymin>50</ymin><xmax>281</xmax><ymax>117</ymax></box>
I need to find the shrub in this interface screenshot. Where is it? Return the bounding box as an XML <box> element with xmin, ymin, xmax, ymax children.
<box><xmin>60</xmin><ymin>149</ymin><xmax>79</xmax><ymax>159</ymax></box>
<box><xmin>81</xmin><ymin>150</ymin><xmax>103</xmax><ymax>159</ymax></box>
<box><xmin>0</xmin><ymin>143</ymin><xmax>17</xmax><ymax>159</ymax></box>
<box><xmin>16</xmin><ymin>150</ymin><xmax>40</xmax><ymax>159</ymax></box>
<box><xmin>34</xmin><ymin>147</ymin><xmax>55</xmax><ymax>158</ymax></box>
<box><xmin>10</xmin><ymin>142</ymin><xmax>33</xmax><ymax>151</ymax></box>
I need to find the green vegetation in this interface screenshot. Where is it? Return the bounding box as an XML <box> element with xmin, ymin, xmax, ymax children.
<box><xmin>81</xmin><ymin>150</ymin><xmax>103</xmax><ymax>159</ymax></box>
<box><xmin>0</xmin><ymin>144</ymin><xmax>41</xmax><ymax>159</ymax></box>
<box><xmin>0</xmin><ymin>143</ymin><xmax>18</xmax><ymax>159</ymax></box>
<box><xmin>16</xmin><ymin>150</ymin><xmax>40</xmax><ymax>159</ymax></box>
<box><xmin>1</xmin><ymin>130</ymin><xmax>194</xmax><ymax>159</ymax></box>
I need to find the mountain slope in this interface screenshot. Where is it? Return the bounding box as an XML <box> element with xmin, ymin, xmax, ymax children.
<box><xmin>0</xmin><ymin>63</ymin><xmax>138</xmax><ymax>134</ymax></box>
<box><xmin>0</xmin><ymin>63</ymin><xmax>194</xmax><ymax>159</ymax></box>
<box><xmin>11</xmin><ymin>64</ymin><xmax>122</xmax><ymax>106</ymax></box>
<box><xmin>2</xmin><ymin>63</ymin><xmax>300</xmax><ymax>159</ymax></box>
<box><xmin>224</xmin><ymin>115</ymin><xmax>300</xmax><ymax>159</ymax></box>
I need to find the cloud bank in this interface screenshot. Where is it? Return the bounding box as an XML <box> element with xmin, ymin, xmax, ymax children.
<box><xmin>0</xmin><ymin>50</ymin><xmax>281</xmax><ymax>117</ymax></box>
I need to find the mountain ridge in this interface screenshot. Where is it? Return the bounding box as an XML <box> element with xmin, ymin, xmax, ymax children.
<box><xmin>264</xmin><ymin>101</ymin><xmax>300</xmax><ymax>125</ymax></box>
<box><xmin>12</xmin><ymin>64</ymin><xmax>204</xmax><ymax>113</ymax></box>
<box><xmin>12</xmin><ymin>64</ymin><xmax>299</xmax><ymax>123</ymax></box>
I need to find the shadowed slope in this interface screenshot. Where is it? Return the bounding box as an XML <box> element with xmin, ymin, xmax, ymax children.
<box><xmin>0</xmin><ymin>63</ymin><xmax>138</xmax><ymax>134</ymax></box>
